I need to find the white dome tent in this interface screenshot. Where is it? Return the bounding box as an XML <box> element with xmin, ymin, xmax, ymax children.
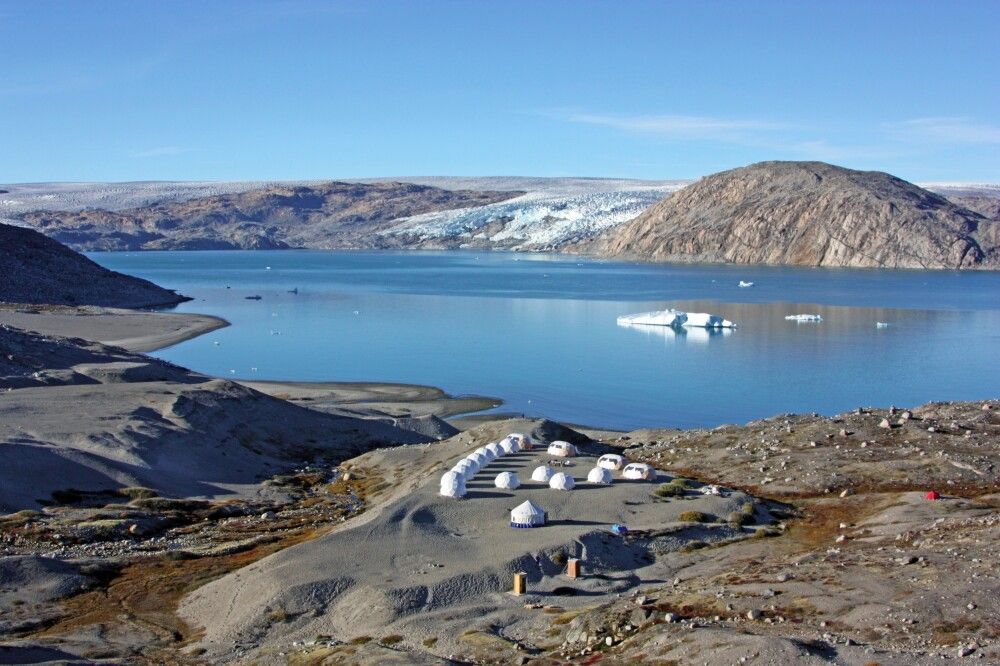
<box><xmin>549</xmin><ymin>472</ymin><xmax>576</xmax><ymax>490</ymax></box>
<box><xmin>547</xmin><ymin>441</ymin><xmax>578</xmax><ymax>457</ymax></box>
<box><xmin>506</xmin><ymin>433</ymin><xmax>533</xmax><ymax>451</ymax></box>
<box><xmin>510</xmin><ymin>500</ymin><xmax>547</xmax><ymax>528</ymax></box>
<box><xmin>453</xmin><ymin>459</ymin><xmax>476</xmax><ymax>478</ymax></box>
<box><xmin>439</xmin><ymin>471</ymin><xmax>466</xmax><ymax>498</ymax></box>
<box><xmin>462</xmin><ymin>454</ymin><xmax>483</xmax><ymax>472</ymax></box>
<box><xmin>485</xmin><ymin>442</ymin><xmax>503</xmax><ymax>458</ymax></box>
<box><xmin>499</xmin><ymin>438</ymin><xmax>519</xmax><ymax>455</ymax></box>
<box><xmin>531</xmin><ymin>465</ymin><xmax>555</xmax><ymax>483</ymax></box>
<box><xmin>622</xmin><ymin>463</ymin><xmax>655</xmax><ymax>480</ymax></box>
<box><xmin>468</xmin><ymin>451</ymin><xmax>488</xmax><ymax>469</ymax></box>
<box><xmin>587</xmin><ymin>467</ymin><xmax>614</xmax><ymax>484</ymax></box>
<box><xmin>495</xmin><ymin>471</ymin><xmax>521</xmax><ymax>490</ymax></box>
<box><xmin>597</xmin><ymin>454</ymin><xmax>625</xmax><ymax>471</ymax></box>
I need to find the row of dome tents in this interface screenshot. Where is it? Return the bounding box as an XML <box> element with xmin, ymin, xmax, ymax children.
<box><xmin>440</xmin><ymin>434</ymin><xmax>656</xmax><ymax>499</ymax></box>
<box><xmin>440</xmin><ymin>433</ymin><xmax>532</xmax><ymax>498</ymax></box>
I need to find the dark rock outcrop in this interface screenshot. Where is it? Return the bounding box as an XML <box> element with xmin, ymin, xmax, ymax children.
<box><xmin>0</xmin><ymin>222</ymin><xmax>188</xmax><ymax>307</ymax></box>
<box><xmin>18</xmin><ymin>181</ymin><xmax>520</xmax><ymax>251</ymax></box>
<box><xmin>599</xmin><ymin>161</ymin><xmax>998</xmax><ymax>269</ymax></box>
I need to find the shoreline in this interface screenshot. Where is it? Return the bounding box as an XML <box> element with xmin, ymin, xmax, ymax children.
<box><xmin>0</xmin><ymin>304</ymin><xmax>503</xmax><ymax>422</ymax></box>
<box><xmin>0</xmin><ymin>304</ymin><xmax>229</xmax><ymax>353</ymax></box>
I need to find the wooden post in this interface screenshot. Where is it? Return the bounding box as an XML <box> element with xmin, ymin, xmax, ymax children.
<box><xmin>566</xmin><ymin>558</ymin><xmax>581</xmax><ymax>579</ymax></box>
<box><xmin>513</xmin><ymin>571</ymin><xmax>527</xmax><ymax>595</ymax></box>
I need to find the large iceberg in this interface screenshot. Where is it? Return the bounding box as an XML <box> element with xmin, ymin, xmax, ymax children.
<box><xmin>617</xmin><ymin>308</ymin><xmax>736</xmax><ymax>329</ymax></box>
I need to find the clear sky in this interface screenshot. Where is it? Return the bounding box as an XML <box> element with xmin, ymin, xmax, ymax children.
<box><xmin>2</xmin><ymin>0</ymin><xmax>998</xmax><ymax>183</ymax></box>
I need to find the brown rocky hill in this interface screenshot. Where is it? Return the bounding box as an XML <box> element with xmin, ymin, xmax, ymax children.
<box><xmin>18</xmin><ymin>181</ymin><xmax>520</xmax><ymax>251</ymax></box>
<box><xmin>0</xmin><ymin>222</ymin><xmax>187</xmax><ymax>307</ymax></box>
<box><xmin>599</xmin><ymin>161</ymin><xmax>999</xmax><ymax>269</ymax></box>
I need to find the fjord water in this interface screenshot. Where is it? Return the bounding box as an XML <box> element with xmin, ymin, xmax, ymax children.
<box><xmin>92</xmin><ymin>251</ymin><xmax>1000</xmax><ymax>430</ymax></box>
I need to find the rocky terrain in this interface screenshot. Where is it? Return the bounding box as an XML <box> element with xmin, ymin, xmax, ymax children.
<box><xmin>4</xmin><ymin>397</ymin><xmax>998</xmax><ymax>664</ymax></box>
<box><xmin>596</xmin><ymin>161</ymin><xmax>1000</xmax><ymax>269</ymax></box>
<box><xmin>0</xmin><ymin>222</ymin><xmax>189</xmax><ymax>307</ymax></box>
<box><xmin>6</xmin><ymin>172</ymin><xmax>1000</xmax><ymax>267</ymax></box>
<box><xmin>13</xmin><ymin>182</ymin><xmax>520</xmax><ymax>251</ymax></box>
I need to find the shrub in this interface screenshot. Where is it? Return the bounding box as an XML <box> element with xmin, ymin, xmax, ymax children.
<box><xmin>728</xmin><ymin>511</ymin><xmax>751</xmax><ymax>526</ymax></box>
<box><xmin>678</xmin><ymin>510</ymin><xmax>714</xmax><ymax>523</ymax></box>
<box><xmin>740</xmin><ymin>502</ymin><xmax>755</xmax><ymax>516</ymax></box>
<box><xmin>551</xmin><ymin>551</ymin><xmax>568</xmax><ymax>566</ymax></box>
<box><xmin>422</xmin><ymin>637</ymin><xmax>438</xmax><ymax>647</ymax></box>
<box><xmin>381</xmin><ymin>635</ymin><xmax>404</xmax><ymax>645</ymax></box>
<box><xmin>653</xmin><ymin>484</ymin><xmax>686</xmax><ymax>498</ymax></box>
<box><xmin>669</xmin><ymin>478</ymin><xmax>699</xmax><ymax>488</ymax></box>
<box><xmin>117</xmin><ymin>487</ymin><xmax>158</xmax><ymax>500</ymax></box>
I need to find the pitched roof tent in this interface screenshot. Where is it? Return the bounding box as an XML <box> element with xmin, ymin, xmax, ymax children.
<box><xmin>510</xmin><ymin>500</ymin><xmax>547</xmax><ymax>528</ymax></box>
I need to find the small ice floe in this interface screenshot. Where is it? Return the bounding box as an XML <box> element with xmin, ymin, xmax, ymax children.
<box><xmin>617</xmin><ymin>309</ymin><xmax>736</xmax><ymax>329</ymax></box>
<box><xmin>738</xmin><ymin>281</ymin><xmax>754</xmax><ymax>288</ymax></box>
<box><xmin>265</xmin><ymin>266</ymin><xmax>272</xmax><ymax>270</ymax></box>
<box><xmin>876</xmin><ymin>322</ymin><xmax>890</xmax><ymax>328</ymax></box>
<box><xmin>785</xmin><ymin>314</ymin><xmax>823</xmax><ymax>322</ymax></box>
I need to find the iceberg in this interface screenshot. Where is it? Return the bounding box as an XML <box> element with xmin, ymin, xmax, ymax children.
<box><xmin>616</xmin><ymin>309</ymin><xmax>687</xmax><ymax>327</ymax></box>
<box><xmin>682</xmin><ymin>312</ymin><xmax>736</xmax><ymax>329</ymax></box>
<box><xmin>785</xmin><ymin>314</ymin><xmax>823</xmax><ymax>322</ymax></box>
<box><xmin>876</xmin><ymin>322</ymin><xmax>890</xmax><ymax>328</ymax></box>
<box><xmin>738</xmin><ymin>281</ymin><xmax>754</xmax><ymax>288</ymax></box>
<box><xmin>617</xmin><ymin>308</ymin><xmax>736</xmax><ymax>329</ymax></box>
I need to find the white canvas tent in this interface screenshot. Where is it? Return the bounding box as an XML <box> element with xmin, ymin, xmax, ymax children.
<box><xmin>495</xmin><ymin>471</ymin><xmax>521</xmax><ymax>489</ymax></box>
<box><xmin>506</xmin><ymin>433</ymin><xmax>533</xmax><ymax>451</ymax></box>
<box><xmin>453</xmin><ymin>459</ymin><xmax>476</xmax><ymax>477</ymax></box>
<box><xmin>531</xmin><ymin>465</ymin><xmax>555</xmax><ymax>483</ymax></box>
<box><xmin>476</xmin><ymin>446</ymin><xmax>497</xmax><ymax>462</ymax></box>
<box><xmin>510</xmin><ymin>500</ymin><xmax>546</xmax><ymax>528</ymax></box>
<box><xmin>485</xmin><ymin>442</ymin><xmax>504</xmax><ymax>458</ymax></box>
<box><xmin>549</xmin><ymin>472</ymin><xmax>575</xmax><ymax>490</ymax></box>
<box><xmin>622</xmin><ymin>463</ymin><xmax>655</xmax><ymax>480</ymax></box>
<box><xmin>468</xmin><ymin>451</ymin><xmax>488</xmax><ymax>468</ymax></box>
<box><xmin>597</xmin><ymin>454</ymin><xmax>625</xmax><ymax>471</ymax></box>
<box><xmin>439</xmin><ymin>471</ymin><xmax>466</xmax><ymax>498</ymax></box>
<box><xmin>587</xmin><ymin>467</ymin><xmax>613</xmax><ymax>484</ymax></box>
<box><xmin>499</xmin><ymin>438</ymin><xmax>519</xmax><ymax>454</ymax></box>
<box><xmin>547</xmin><ymin>441</ymin><xmax>578</xmax><ymax>457</ymax></box>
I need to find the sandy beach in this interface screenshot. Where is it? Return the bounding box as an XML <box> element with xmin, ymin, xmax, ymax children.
<box><xmin>0</xmin><ymin>304</ymin><xmax>228</xmax><ymax>353</ymax></box>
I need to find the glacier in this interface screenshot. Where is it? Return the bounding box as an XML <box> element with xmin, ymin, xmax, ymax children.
<box><xmin>381</xmin><ymin>178</ymin><xmax>688</xmax><ymax>250</ymax></box>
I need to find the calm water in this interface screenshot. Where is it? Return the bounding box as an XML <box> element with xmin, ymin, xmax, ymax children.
<box><xmin>91</xmin><ymin>251</ymin><xmax>1000</xmax><ymax>430</ymax></box>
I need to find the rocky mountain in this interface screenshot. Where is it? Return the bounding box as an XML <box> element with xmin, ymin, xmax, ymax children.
<box><xmin>0</xmin><ymin>222</ymin><xmax>188</xmax><ymax>307</ymax></box>
<box><xmin>15</xmin><ymin>181</ymin><xmax>520</xmax><ymax>251</ymax></box>
<box><xmin>597</xmin><ymin>161</ymin><xmax>999</xmax><ymax>269</ymax></box>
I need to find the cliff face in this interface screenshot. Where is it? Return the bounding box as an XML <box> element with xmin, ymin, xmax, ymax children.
<box><xmin>18</xmin><ymin>182</ymin><xmax>520</xmax><ymax>251</ymax></box>
<box><xmin>0</xmin><ymin>223</ymin><xmax>187</xmax><ymax>307</ymax></box>
<box><xmin>599</xmin><ymin>161</ymin><xmax>998</xmax><ymax>269</ymax></box>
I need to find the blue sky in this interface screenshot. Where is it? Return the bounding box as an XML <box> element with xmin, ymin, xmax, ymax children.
<box><xmin>2</xmin><ymin>0</ymin><xmax>998</xmax><ymax>183</ymax></box>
